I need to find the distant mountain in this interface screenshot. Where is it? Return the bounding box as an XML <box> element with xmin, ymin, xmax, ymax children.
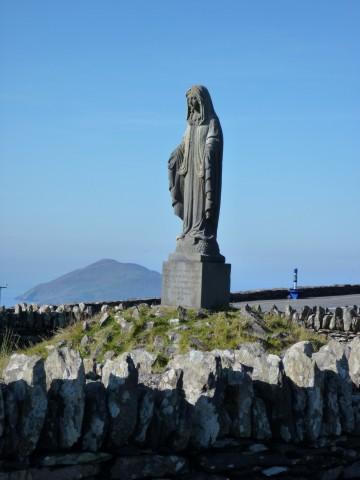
<box><xmin>16</xmin><ymin>259</ymin><xmax>161</xmax><ymax>305</ymax></box>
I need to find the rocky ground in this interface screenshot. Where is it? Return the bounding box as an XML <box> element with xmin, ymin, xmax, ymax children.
<box><xmin>0</xmin><ymin>302</ymin><xmax>330</xmax><ymax>375</ymax></box>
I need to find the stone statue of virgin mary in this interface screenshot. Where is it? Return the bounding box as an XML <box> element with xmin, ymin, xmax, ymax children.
<box><xmin>168</xmin><ymin>85</ymin><xmax>223</xmax><ymax>258</ymax></box>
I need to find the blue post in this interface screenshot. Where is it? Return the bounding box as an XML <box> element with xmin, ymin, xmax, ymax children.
<box><xmin>289</xmin><ymin>268</ymin><xmax>299</xmax><ymax>299</ymax></box>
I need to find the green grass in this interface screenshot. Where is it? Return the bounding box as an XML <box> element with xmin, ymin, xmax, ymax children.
<box><xmin>0</xmin><ymin>328</ymin><xmax>20</xmax><ymax>376</ymax></box>
<box><xmin>0</xmin><ymin>305</ymin><xmax>328</xmax><ymax>375</ymax></box>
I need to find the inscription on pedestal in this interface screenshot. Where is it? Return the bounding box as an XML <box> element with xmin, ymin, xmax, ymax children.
<box><xmin>161</xmin><ymin>260</ymin><xmax>231</xmax><ymax>309</ymax></box>
<box><xmin>162</xmin><ymin>261</ymin><xmax>202</xmax><ymax>307</ymax></box>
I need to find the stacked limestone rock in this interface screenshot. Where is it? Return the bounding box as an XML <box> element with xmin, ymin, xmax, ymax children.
<box><xmin>280</xmin><ymin>304</ymin><xmax>360</xmax><ymax>332</ymax></box>
<box><xmin>0</xmin><ymin>300</ymin><xmax>156</xmax><ymax>346</ymax></box>
<box><xmin>1</xmin><ymin>302</ymin><xmax>360</xmax><ymax>352</ymax></box>
<box><xmin>0</xmin><ymin>302</ymin><xmax>94</xmax><ymax>340</ymax></box>
<box><xmin>1</xmin><ymin>339</ymin><xmax>360</xmax><ymax>479</ymax></box>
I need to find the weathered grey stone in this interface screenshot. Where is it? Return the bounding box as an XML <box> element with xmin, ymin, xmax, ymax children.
<box><xmin>314</xmin><ymin>306</ymin><xmax>325</xmax><ymax>331</ymax></box>
<box><xmin>102</xmin><ymin>353</ymin><xmax>138</xmax><ymax>447</ymax></box>
<box><xmin>38</xmin><ymin>451</ymin><xmax>111</xmax><ymax>466</ymax></box>
<box><xmin>39</xmin><ymin>305</ymin><xmax>51</xmax><ymax>314</ymax></box>
<box><xmin>168</xmin><ymin>331</ymin><xmax>182</xmax><ymax>344</ymax></box>
<box><xmin>153</xmin><ymin>306</ymin><xmax>167</xmax><ymax>317</ymax></box>
<box><xmin>306</xmin><ymin>313</ymin><xmax>315</xmax><ymax>329</ymax></box>
<box><xmin>314</xmin><ymin>341</ymin><xmax>353</xmax><ymax>436</ymax></box>
<box><xmin>135</xmin><ymin>389</ymin><xmax>156</xmax><ymax>445</ymax></box>
<box><xmin>285</xmin><ymin>304</ymin><xmax>295</xmax><ymax>321</ymax></box>
<box><xmin>195</xmin><ymin>308</ymin><xmax>208</xmax><ymax>319</ymax></box>
<box><xmin>103</xmin><ymin>350</ymin><xmax>115</xmax><ymax>362</ymax></box>
<box><xmin>335</xmin><ymin>317</ymin><xmax>344</xmax><ymax>330</ymax></box>
<box><xmin>247</xmin><ymin>442</ymin><xmax>269</xmax><ymax>453</ymax></box>
<box><xmin>318</xmin><ymin>340</ymin><xmax>354</xmax><ymax>433</ymax></box>
<box><xmin>262</xmin><ymin>466</ymin><xmax>289</xmax><ymax>477</ymax></box>
<box><xmin>99</xmin><ymin>312</ymin><xmax>110</xmax><ymax>327</ymax></box>
<box><xmin>110</xmin><ymin>454</ymin><xmax>188</xmax><ymax>480</ymax></box>
<box><xmin>101</xmin><ymin>304</ymin><xmax>109</xmax><ymax>313</ymax></box>
<box><xmin>322</xmin><ymin>313</ymin><xmax>332</xmax><ymax>329</ymax></box>
<box><xmin>131</xmin><ymin>306</ymin><xmax>140</xmax><ymax>320</ymax></box>
<box><xmin>168</xmin><ymin>350</ymin><xmax>224</xmax><ymax>448</ymax></box>
<box><xmin>80</xmin><ymin>334</ymin><xmax>90</xmax><ymax>348</ymax></box>
<box><xmin>128</xmin><ymin>349</ymin><xmax>156</xmax><ymax>383</ymax></box>
<box><xmin>115</xmin><ymin>315</ymin><xmax>133</xmax><ymax>333</ymax></box>
<box><xmin>84</xmin><ymin>305</ymin><xmax>93</xmax><ymax>317</ymax></box>
<box><xmin>349</xmin><ymin>337</ymin><xmax>360</xmax><ymax>387</ymax></box>
<box><xmin>83</xmin><ymin>358</ymin><xmax>96</xmax><ymax>380</ymax></box>
<box><xmin>3</xmin><ymin>354</ymin><xmax>47</xmax><ymax>457</ymax></box>
<box><xmin>300</xmin><ymin>305</ymin><xmax>311</xmax><ymax>323</ymax></box>
<box><xmin>153</xmin><ymin>335</ymin><xmax>165</xmax><ymax>349</ymax></box>
<box><xmin>169</xmin><ymin>317</ymin><xmax>180</xmax><ymax>326</ymax></box>
<box><xmin>240</xmin><ymin>304</ymin><xmax>260</xmax><ymax>321</ymax></box>
<box><xmin>239</xmin><ymin>306</ymin><xmax>268</xmax><ymax>339</ymax></box>
<box><xmin>334</xmin><ymin>306</ymin><xmax>343</xmax><ymax>319</ymax></box>
<box><xmin>146</xmin><ymin>368</ymin><xmax>192</xmax><ymax>451</ymax></box>
<box><xmin>233</xmin><ymin>344</ymin><xmax>293</xmax><ymax>442</ymax></box>
<box><xmin>78</xmin><ymin>302</ymin><xmax>86</xmax><ymax>313</ymax></box>
<box><xmin>95</xmin><ymin>362</ymin><xmax>102</xmax><ymax>377</ymax></box>
<box><xmin>72</xmin><ymin>305</ymin><xmax>81</xmax><ymax>321</ymax></box>
<box><xmin>41</xmin><ymin>348</ymin><xmax>85</xmax><ymax>449</ymax></box>
<box><xmin>271</xmin><ymin>304</ymin><xmax>282</xmax><ymax>316</ymax></box>
<box><xmin>223</xmin><ymin>362</ymin><xmax>254</xmax><ymax>438</ymax></box>
<box><xmin>329</xmin><ymin>314</ymin><xmax>336</xmax><ymax>330</ymax></box>
<box><xmin>81</xmin><ymin>381</ymin><xmax>108</xmax><ymax>451</ymax></box>
<box><xmin>14</xmin><ymin>304</ymin><xmax>22</xmax><ymax>315</ymax></box>
<box><xmin>177</xmin><ymin>305</ymin><xmax>187</xmax><ymax>321</ymax></box>
<box><xmin>334</xmin><ymin>307</ymin><xmax>344</xmax><ymax>330</ymax></box>
<box><xmin>352</xmin><ymin>316</ymin><xmax>360</xmax><ymax>333</ymax></box>
<box><xmin>252</xmin><ymin>397</ymin><xmax>272</xmax><ymax>439</ymax></box>
<box><xmin>283</xmin><ymin>341</ymin><xmax>323</xmax><ymax>442</ymax></box>
<box><xmin>343</xmin><ymin>307</ymin><xmax>356</xmax><ymax>332</ymax></box>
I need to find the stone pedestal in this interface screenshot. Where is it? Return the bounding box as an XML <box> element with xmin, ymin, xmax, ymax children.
<box><xmin>161</xmin><ymin>254</ymin><xmax>231</xmax><ymax>309</ymax></box>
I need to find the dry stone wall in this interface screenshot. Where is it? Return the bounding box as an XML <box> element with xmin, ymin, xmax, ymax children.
<box><xmin>1</xmin><ymin>340</ymin><xmax>360</xmax><ymax>479</ymax></box>
<box><xmin>0</xmin><ymin>299</ymin><xmax>159</xmax><ymax>345</ymax></box>
<box><xmin>2</xmin><ymin>297</ymin><xmax>360</xmax><ymax>348</ymax></box>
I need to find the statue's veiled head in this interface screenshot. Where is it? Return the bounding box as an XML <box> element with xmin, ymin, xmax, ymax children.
<box><xmin>186</xmin><ymin>85</ymin><xmax>216</xmax><ymax>125</ymax></box>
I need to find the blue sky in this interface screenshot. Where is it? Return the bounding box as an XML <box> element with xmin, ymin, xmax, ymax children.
<box><xmin>0</xmin><ymin>1</ymin><xmax>359</xmax><ymax>306</ymax></box>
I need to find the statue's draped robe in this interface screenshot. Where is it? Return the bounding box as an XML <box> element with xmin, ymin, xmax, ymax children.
<box><xmin>168</xmin><ymin>86</ymin><xmax>223</xmax><ymax>244</ymax></box>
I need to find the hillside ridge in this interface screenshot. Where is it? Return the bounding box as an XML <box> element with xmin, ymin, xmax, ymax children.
<box><xmin>16</xmin><ymin>259</ymin><xmax>161</xmax><ymax>304</ymax></box>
